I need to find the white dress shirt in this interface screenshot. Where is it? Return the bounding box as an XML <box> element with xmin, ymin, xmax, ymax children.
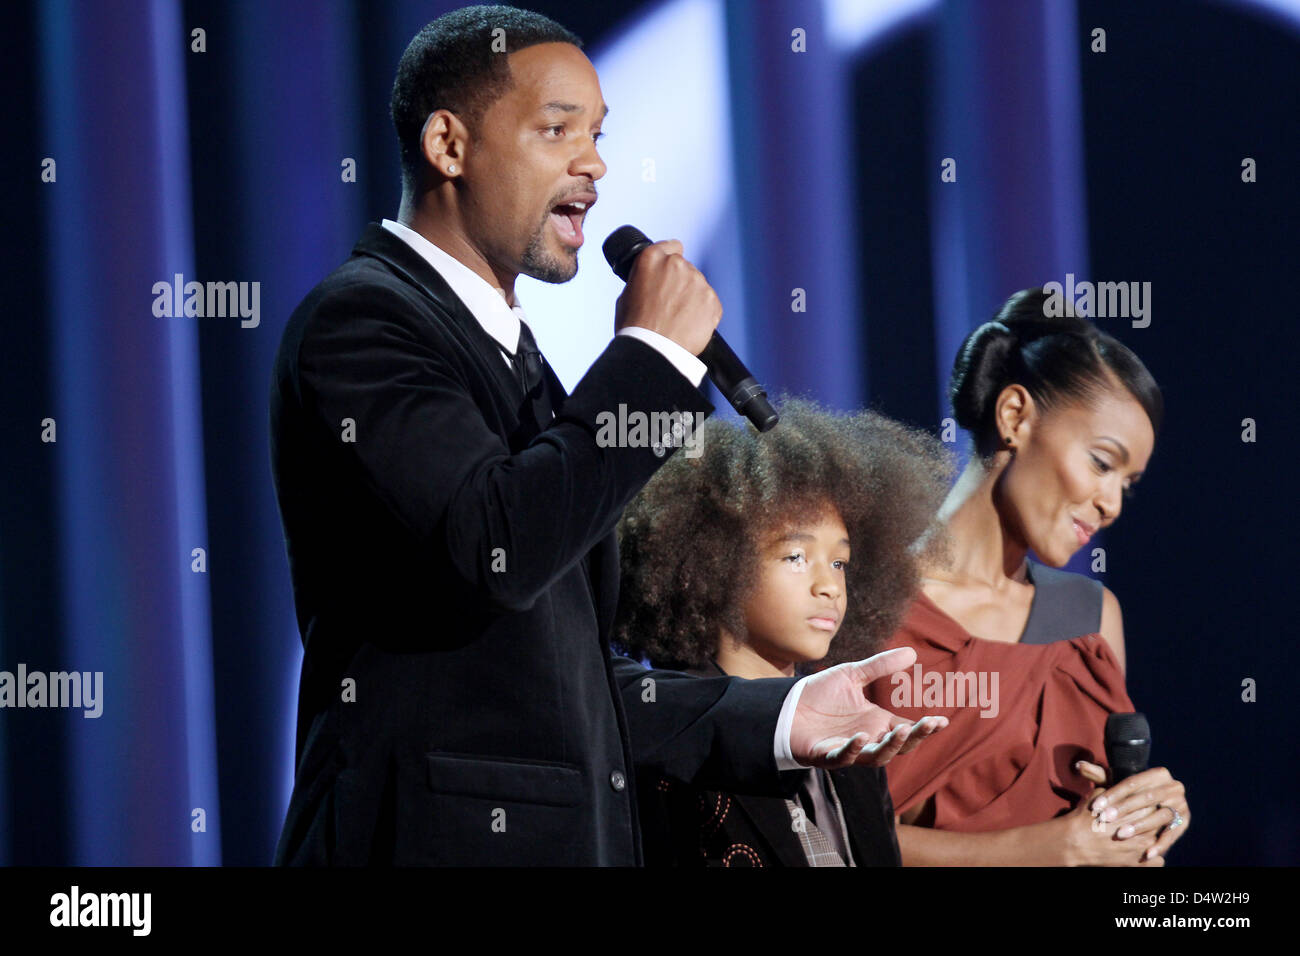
<box><xmin>380</xmin><ymin>219</ymin><xmax>707</xmax><ymax>385</ymax></box>
<box><xmin>379</xmin><ymin>217</ymin><xmax>808</xmax><ymax>772</ymax></box>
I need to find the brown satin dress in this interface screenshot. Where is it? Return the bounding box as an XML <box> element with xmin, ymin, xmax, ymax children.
<box><xmin>867</xmin><ymin>591</ymin><xmax>1133</xmax><ymax>831</ymax></box>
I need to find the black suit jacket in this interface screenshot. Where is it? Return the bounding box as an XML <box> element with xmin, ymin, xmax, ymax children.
<box><xmin>639</xmin><ymin>766</ymin><xmax>901</xmax><ymax>867</ymax></box>
<box><xmin>269</xmin><ymin>223</ymin><xmax>800</xmax><ymax>865</ymax></box>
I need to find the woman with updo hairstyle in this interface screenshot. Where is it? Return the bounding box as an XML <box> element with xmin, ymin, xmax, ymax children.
<box><xmin>867</xmin><ymin>288</ymin><xmax>1192</xmax><ymax>866</ymax></box>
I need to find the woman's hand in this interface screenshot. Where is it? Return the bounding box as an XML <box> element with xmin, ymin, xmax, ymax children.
<box><xmin>1058</xmin><ymin>790</ymin><xmax>1161</xmax><ymax>866</ymax></box>
<box><xmin>1080</xmin><ymin>761</ymin><xmax>1190</xmax><ymax>862</ymax></box>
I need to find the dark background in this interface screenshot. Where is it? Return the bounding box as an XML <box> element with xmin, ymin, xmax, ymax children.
<box><xmin>1</xmin><ymin>0</ymin><xmax>1295</xmax><ymax>865</ymax></box>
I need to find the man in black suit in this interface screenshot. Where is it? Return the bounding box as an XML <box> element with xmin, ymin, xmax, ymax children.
<box><xmin>269</xmin><ymin>5</ymin><xmax>945</xmax><ymax>866</ymax></box>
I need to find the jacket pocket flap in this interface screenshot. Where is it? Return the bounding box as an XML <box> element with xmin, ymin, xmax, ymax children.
<box><xmin>426</xmin><ymin>752</ymin><xmax>583</xmax><ymax>807</ymax></box>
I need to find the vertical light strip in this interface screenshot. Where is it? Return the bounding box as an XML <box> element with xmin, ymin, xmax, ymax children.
<box><xmin>928</xmin><ymin>0</ymin><xmax>1091</xmax><ymax>488</ymax></box>
<box><xmin>149</xmin><ymin>0</ymin><xmax>222</xmax><ymax>867</ymax></box>
<box><xmin>39</xmin><ymin>0</ymin><xmax>220</xmax><ymax>864</ymax></box>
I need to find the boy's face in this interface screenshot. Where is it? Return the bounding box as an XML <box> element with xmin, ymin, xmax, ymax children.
<box><xmin>741</xmin><ymin>505</ymin><xmax>850</xmax><ymax>671</ymax></box>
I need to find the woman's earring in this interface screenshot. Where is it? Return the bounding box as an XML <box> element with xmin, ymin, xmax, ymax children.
<box><xmin>1004</xmin><ymin>435</ymin><xmax>1015</xmax><ymax>454</ymax></box>
<box><xmin>448</xmin><ymin>164</ymin><xmax>458</xmax><ymax>175</ymax></box>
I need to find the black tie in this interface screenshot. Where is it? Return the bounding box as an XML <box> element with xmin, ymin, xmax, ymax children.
<box><xmin>513</xmin><ymin>321</ymin><xmax>544</xmax><ymax>394</ymax></box>
<box><xmin>506</xmin><ymin>321</ymin><xmax>553</xmax><ymax>425</ymax></box>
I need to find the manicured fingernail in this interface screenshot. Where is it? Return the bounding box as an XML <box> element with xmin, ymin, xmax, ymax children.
<box><xmin>1145</xmin><ymin>847</ymin><xmax>1161</xmax><ymax>861</ymax></box>
<box><xmin>1117</xmin><ymin>825</ymin><xmax>1134</xmax><ymax>839</ymax></box>
<box><xmin>1102</xmin><ymin>807</ymin><xmax>1118</xmax><ymax>822</ymax></box>
<box><xmin>1093</xmin><ymin>796</ymin><xmax>1108</xmax><ymax>810</ymax></box>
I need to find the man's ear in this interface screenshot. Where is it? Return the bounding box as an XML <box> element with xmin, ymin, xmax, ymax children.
<box><xmin>419</xmin><ymin>109</ymin><xmax>469</xmax><ymax>179</ymax></box>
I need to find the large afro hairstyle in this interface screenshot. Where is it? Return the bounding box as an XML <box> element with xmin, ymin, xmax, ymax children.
<box><xmin>613</xmin><ymin>397</ymin><xmax>954</xmax><ymax>672</ymax></box>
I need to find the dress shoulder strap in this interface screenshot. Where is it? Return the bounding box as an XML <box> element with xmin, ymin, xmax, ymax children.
<box><xmin>1019</xmin><ymin>560</ymin><xmax>1104</xmax><ymax>644</ymax></box>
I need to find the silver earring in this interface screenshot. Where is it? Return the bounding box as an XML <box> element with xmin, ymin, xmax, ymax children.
<box><xmin>447</xmin><ymin>164</ymin><xmax>458</xmax><ymax>174</ymax></box>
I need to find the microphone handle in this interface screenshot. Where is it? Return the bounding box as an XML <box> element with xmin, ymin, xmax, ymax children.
<box><xmin>608</xmin><ymin>228</ymin><xmax>778</xmax><ymax>432</ymax></box>
<box><xmin>700</xmin><ymin>334</ymin><xmax>779</xmax><ymax>432</ymax></box>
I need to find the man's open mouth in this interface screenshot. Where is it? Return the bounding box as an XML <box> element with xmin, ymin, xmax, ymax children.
<box><xmin>549</xmin><ymin>196</ymin><xmax>594</xmax><ymax>248</ymax></box>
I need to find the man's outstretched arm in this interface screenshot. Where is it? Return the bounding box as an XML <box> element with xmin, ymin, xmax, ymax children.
<box><xmin>614</xmin><ymin>648</ymin><xmax>949</xmax><ymax>794</ymax></box>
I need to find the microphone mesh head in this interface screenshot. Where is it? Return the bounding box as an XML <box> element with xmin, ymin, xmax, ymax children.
<box><xmin>602</xmin><ymin>225</ymin><xmax>650</xmax><ymax>281</ymax></box>
<box><xmin>1104</xmin><ymin>711</ymin><xmax>1151</xmax><ymax>782</ymax></box>
<box><xmin>1105</xmin><ymin>711</ymin><xmax>1150</xmax><ymax>746</ymax></box>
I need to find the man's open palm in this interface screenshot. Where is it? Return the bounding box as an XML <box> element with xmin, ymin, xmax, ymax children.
<box><xmin>790</xmin><ymin>647</ymin><xmax>948</xmax><ymax>768</ymax></box>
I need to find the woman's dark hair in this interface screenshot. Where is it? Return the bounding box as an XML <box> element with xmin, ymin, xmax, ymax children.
<box><xmin>949</xmin><ymin>288</ymin><xmax>1163</xmax><ymax>457</ymax></box>
<box><xmin>613</xmin><ymin>398</ymin><xmax>953</xmax><ymax>672</ymax></box>
<box><xmin>391</xmin><ymin>6</ymin><xmax>582</xmax><ymax>192</ymax></box>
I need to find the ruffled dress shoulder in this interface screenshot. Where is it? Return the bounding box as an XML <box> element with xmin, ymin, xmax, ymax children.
<box><xmin>867</xmin><ymin>589</ymin><xmax>1132</xmax><ymax>831</ymax></box>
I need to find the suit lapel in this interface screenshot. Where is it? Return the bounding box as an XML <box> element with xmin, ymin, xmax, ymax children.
<box><xmin>732</xmin><ymin>792</ymin><xmax>809</xmax><ymax>867</ymax></box>
<box><xmin>352</xmin><ymin>223</ymin><xmax>523</xmax><ymax>407</ymax></box>
<box><xmin>353</xmin><ymin>222</ymin><xmax>615</xmax><ymax>636</ymax></box>
<box><xmin>829</xmin><ymin>767</ymin><xmax>900</xmax><ymax>866</ymax></box>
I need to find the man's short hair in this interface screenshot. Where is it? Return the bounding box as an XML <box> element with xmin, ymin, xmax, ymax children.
<box><xmin>391</xmin><ymin>5</ymin><xmax>583</xmax><ymax>192</ymax></box>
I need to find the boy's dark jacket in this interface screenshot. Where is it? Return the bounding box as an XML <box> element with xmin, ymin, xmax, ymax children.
<box><xmin>639</xmin><ymin>763</ymin><xmax>901</xmax><ymax>866</ymax></box>
<box><xmin>637</xmin><ymin>663</ymin><xmax>900</xmax><ymax>867</ymax></box>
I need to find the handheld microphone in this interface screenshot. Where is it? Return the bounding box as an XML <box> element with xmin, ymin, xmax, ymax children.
<box><xmin>602</xmin><ymin>225</ymin><xmax>779</xmax><ymax>432</ymax></box>
<box><xmin>1104</xmin><ymin>712</ymin><xmax>1151</xmax><ymax>784</ymax></box>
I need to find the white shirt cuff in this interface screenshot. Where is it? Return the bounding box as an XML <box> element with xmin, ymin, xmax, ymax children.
<box><xmin>773</xmin><ymin>676</ymin><xmax>811</xmax><ymax>770</ymax></box>
<box><xmin>616</xmin><ymin>327</ymin><xmax>708</xmax><ymax>387</ymax></box>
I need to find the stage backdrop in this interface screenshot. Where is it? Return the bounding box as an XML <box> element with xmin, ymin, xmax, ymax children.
<box><xmin>2</xmin><ymin>0</ymin><xmax>1296</xmax><ymax>864</ymax></box>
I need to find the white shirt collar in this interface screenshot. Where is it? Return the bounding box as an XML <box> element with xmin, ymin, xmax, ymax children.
<box><xmin>380</xmin><ymin>218</ymin><xmax>526</xmax><ymax>356</ymax></box>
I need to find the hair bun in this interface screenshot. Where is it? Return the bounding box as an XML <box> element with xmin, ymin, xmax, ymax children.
<box><xmin>945</xmin><ymin>287</ymin><xmax>1161</xmax><ymax>453</ymax></box>
<box><xmin>949</xmin><ymin>320</ymin><xmax>1018</xmax><ymax>433</ymax></box>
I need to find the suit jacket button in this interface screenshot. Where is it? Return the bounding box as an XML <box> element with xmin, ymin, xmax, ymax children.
<box><xmin>609</xmin><ymin>770</ymin><xmax>627</xmax><ymax>792</ymax></box>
